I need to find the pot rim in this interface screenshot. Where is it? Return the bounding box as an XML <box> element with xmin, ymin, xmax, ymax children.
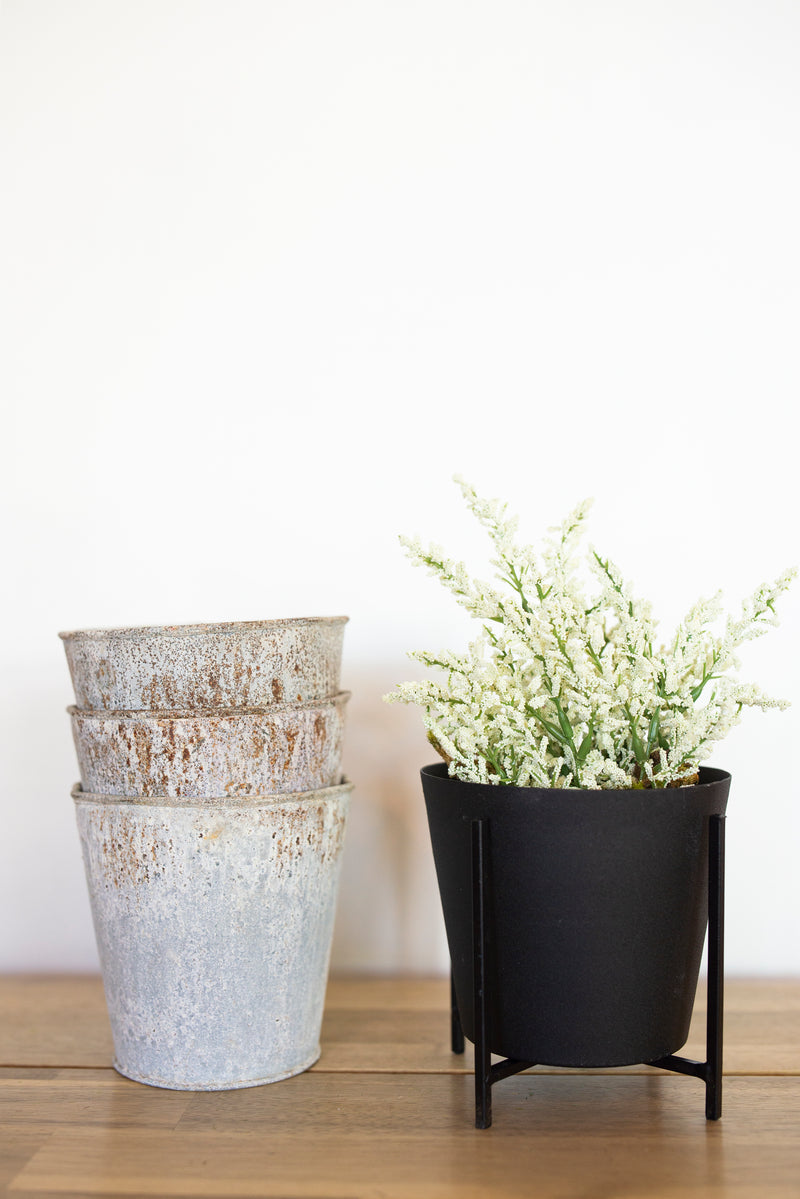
<box><xmin>58</xmin><ymin>615</ymin><xmax>349</xmax><ymax>642</ymax></box>
<box><xmin>71</xmin><ymin>778</ymin><xmax>354</xmax><ymax>808</ymax></box>
<box><xmin>67</xmin><ymin>691</ymin><xmax>351</xmax><ymax>720</ymax></box>
<box><xmin>421</xmin><ymin>760</ymin><xmax>731</xmax><ymax>796</ymax></box>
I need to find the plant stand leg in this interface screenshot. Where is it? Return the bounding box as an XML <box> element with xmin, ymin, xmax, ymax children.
<box><xmin>451</xmin><ymin>966</ymin><xmax>464</xmax><ymax>1055</ymax></box>
<box><xmin>470</xmin><ymin>819</ymin><xmax>536</xmax><ymax>1129</ymax></box>
<box><xmin>705</xmin><ymin>812</ymin><xmax>725</xmax><ymax>1119</ymax></box>
<box><xmin>647</xmin><ymin>813</ymin><xmax>726</xmax><ymax>1120</ymax></box>
<box><xmin>473</xmin><ymin>818</ymin><xmax>492</xmax><ymax>1128</ymax></box>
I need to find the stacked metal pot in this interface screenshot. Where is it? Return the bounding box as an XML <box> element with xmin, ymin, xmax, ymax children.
<box><xmin>61</xmin><ymin>617</ymin><xmax>350</xmax><ymax>1091</ymax></box>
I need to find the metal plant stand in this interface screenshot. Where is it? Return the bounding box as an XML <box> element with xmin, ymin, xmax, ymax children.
<box><xmin>451</xmin><ymin>814</ymin><xmax>726</xmax><ymax>1129</ymax></box>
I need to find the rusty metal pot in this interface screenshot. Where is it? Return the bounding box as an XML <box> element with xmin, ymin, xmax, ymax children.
<box><xmin>73</xmin><ymin>780</ymin><xmax>352</xmax><ymax>1090</ymax></box>
<box><xmin>69</xmin><ymin>693</ymin><xmax>349</xmax><ymax>797</ymax></box>
<box><xmin>59</xmin><ymin>617</ymin><xmax>347</xmax><ymax>711</ymax></box>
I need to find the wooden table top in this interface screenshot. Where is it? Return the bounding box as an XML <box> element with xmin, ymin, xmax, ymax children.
<box><xmin>2</xmin><ymin>975</ymin><xmax>799</xmax><ymax>1197</ymax></box>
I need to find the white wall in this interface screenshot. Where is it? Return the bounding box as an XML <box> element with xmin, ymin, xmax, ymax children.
<box><xmin>2</xmin><ymin>0</ymin><xmax>798</xmax><ymax>976</ymax></box>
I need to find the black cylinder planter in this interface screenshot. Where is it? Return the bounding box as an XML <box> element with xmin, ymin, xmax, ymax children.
<box><xmin>422</xmin><ymin>762</ymin><xmax>731</xmax><ymax>1068</ymax></box>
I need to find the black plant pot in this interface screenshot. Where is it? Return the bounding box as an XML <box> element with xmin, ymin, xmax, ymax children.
<box><xmin>422</xmin><ymin>762</ymin><xmax>731</xmax><ymax>1069</ymax></box>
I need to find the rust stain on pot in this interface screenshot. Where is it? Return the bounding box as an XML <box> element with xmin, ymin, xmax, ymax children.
<box><xmin>89</xmin><ymin>806</ymin><xmax>173</xmax><ymax>892</ymax></box>
<box><xmin>283</xmin><ymin>726</ymin><xmax>298</xmax><ymax>772</ymax></box>
<box><xmin>60</xmin><ymin>617</ymin><xmax>347</xmax><ymax>711</ymax></box>
<box><xmin>260</xmin><ymin>798</ymin><xmax>348</xmax><ymax>875</ymax></box>
<box><xmin>75</xmin><ymin>783</ymin><xmax>352</xmax><ymax>888</ymax></box>
<box><xmin>69</xmin><ymin>694</ymin><xmax>349</xmax><ymax>798</ymax></box>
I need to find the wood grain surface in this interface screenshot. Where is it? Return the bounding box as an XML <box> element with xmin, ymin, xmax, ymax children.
<box><xmin>1</xmin><ymin>975</ymin><xmax>799</xmax><ymax>1197</ymax></box>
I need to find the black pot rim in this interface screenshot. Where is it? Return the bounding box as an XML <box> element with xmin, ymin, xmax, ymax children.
<box><xmin>421</xmin><ymin>760</ymin><xmax>731</xmax><ymax>799</ymax></box>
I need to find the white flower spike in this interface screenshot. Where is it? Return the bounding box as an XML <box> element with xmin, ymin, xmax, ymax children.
<box><xmin>386</xmin><ymin>478</ymin><xmax>795</xmax><ymax>790</ymax></box>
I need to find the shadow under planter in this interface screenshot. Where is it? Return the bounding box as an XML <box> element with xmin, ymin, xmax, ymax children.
<box><xmin>420</xmin><ymin>762</ymin><xmax>730</xmax><ymax>1128</ymax></box>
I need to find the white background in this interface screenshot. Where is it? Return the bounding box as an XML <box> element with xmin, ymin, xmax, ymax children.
<box><xmin>2</xmin><ymin>0</ymin><xmax>798</xmax><ymax>975</ymax></box>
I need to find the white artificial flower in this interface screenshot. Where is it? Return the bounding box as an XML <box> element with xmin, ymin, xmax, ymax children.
<box><xmin>386</xmin><ymin>480</ymin><xmax>795</xmax><ymax>790</ymax></box>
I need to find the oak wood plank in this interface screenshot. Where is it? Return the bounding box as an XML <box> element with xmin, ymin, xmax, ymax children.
<box><xmin>0</xmin><ymin>1070</ymin><xmax>191</xmax><ymax>1130</ymax></box>
<box><xmin>0</xmin><ymin>977</ymin><xmax>113</xmax><ymax>1069</ymax></box>
<box><xmin>0</xmin><ymin>1126</ymin><xmax>54</xmax><ymax>1193</ymax></box>
<box><xmin>314</xmin><ymin>997</ymin><xmax>800</xmax><ymax>1075</ymax></box>
<box><xmin>2</xmin><ymin>976</ymin><xmax>799</xmax><ymax>1074</ymax></box>
<box><xmin>8</xmin><ymin>1076</ymin><xmax>800</xmax><ymax>1198</ymax></box>
<box><xmin>324</xmin><ymin>975</ymin><xmax>800</xmax><ymax>1075</ymax></box>
<box><xmin>324</xmin><ymin>974</ymin><xmax>800</xmax><ymax>1013</ymax></box>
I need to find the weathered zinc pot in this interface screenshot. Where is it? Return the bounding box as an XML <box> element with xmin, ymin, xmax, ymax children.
<box><xmin>73</xmin><ymin>780</ymin><xmax>352</xmax><ymax>1090</ymax></box>
<box><xmin>421</xmin><ymin>762</ymin><xmax>731</xmax><ymax>1068</ymax></box>
<box><xmin>69</xmin><ymin>693</ymin><xmax>349</xmax><ymax>797</ymax></box>
<box><xmin>60</xmin><ymin>617</ymin><xmax>347</xmax><ymax>710</ymax></box>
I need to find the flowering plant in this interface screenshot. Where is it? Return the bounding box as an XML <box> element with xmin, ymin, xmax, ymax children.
<box><xmin>387</xmin><ymin>479</ymin><xmax>795</xmax><ymax>790</ymax></box>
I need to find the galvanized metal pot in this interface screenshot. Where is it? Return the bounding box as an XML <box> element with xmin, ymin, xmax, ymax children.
<box><xmin>70</xmin><ymin>693</ymin><xmax>349</xmax><ymax>797</ymax></box>
<box><xmin>421</xmin><ymin>763</ymin><xmax>731</xmax><ymax>1068</ymax></box>
<box><xmin>74</xmin><ymin>781</ymin><xmax>352</xmax><ymax>1090</ymax></box>
<box><xmin>60</xmin><ymin>617</ymin><xmax>347</xmax><ymax>711</ymax></box>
